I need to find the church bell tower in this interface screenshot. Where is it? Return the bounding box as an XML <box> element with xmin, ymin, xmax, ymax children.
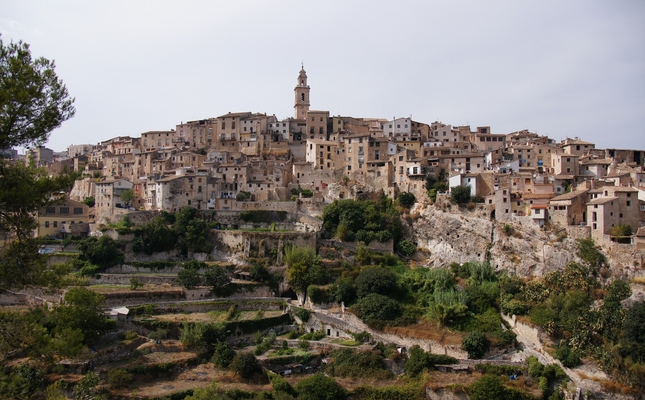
<box><xmin>294</xmin><ymin>66</ymin><xmax>310</xmax><ymax>120</ymax></box>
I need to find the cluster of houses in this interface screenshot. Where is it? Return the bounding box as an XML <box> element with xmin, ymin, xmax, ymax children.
<box><xmin>24</xmin><ymin>67</ymin><xmax>645</xmax><ymax>246</ymax></box>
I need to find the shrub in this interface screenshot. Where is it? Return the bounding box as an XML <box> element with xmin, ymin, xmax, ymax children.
<box><xmin>352</xmin><ymin>293</ymin><xmax>402</xmax><ymax>325</ymax></box>
<box><xmin>212</xmin><ymin>342</ymin><xmax>235</xmax><ymax>368</ymax></box>
<box><xmin>395</xmin><ymin>239</ymin><xmax>416</xmax><ymax>257</ymax></box>
<box><xmin>461</xmin><ymin>332</ymin><xmax>490</xmax><ymax>359</ymax></box>
<box><xmin>177</xmin><ymin>268</ymin><xmax>201</xmax><ymax>289</ymax></box>
<box><xmin>555</xmin><ymin>344</ymin><xmax>581</xmax><ymax>368</ymax></box>
<box><xmin>355</xmin><ymin>267</ymin><xmax>397</xmax><ymax>298</ymax></box>
<box><xmin>307</xmin><ymin>285</ymin><xmax>328</xmax><ymax>304</ymax></box>
<box><xmin>295</xmin><ymin>374</ymin><xmax>348</xmax><ymax>400</ymax></box>
<box><xmin>300</xmin><ymin>330</ymin><xmax>325</xmax><ymax>341</ymax></box>
<box><xmin>450</xmin><ymin>185</ymin><xmax>471</xmax><ymax>204</ymax></box>
<box><xmin>355</xmin><ymin>229</ymin><xmax>375</xmax><ymax>244</ymax></box>
<box><xmin>293</xmin><ymin>307</ymin><xmax>310</xmax><ymax>322</ymax></box>
<box><xmin>229</xmin><ymin>352</ymin><xmax>261</xmax><ymax>379</ymax></box>
<box><xmin>129</xmin><ymin>277</ymin><xmax>143</xmax><ymax>290</ymax></box>
<box><xmin>325</xmin><ymin>348</ymin><xmax>392</xmax><ymax>379</ymax></box>
<box><xmin>397</xmin><ymin>192</ymin><xmax>416</xmax><ymax>208</ymax></box>
<box><xmin>375</xmin><ymin>230</ymin><xmax>393</xmax><ymax>242</ymax></box>
<box><xmin>108</xmin><ymin>369</ymin><xmax>132</xmax><ymax>389</ymax></box>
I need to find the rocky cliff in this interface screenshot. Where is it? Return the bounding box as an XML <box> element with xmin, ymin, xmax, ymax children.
<box><xmin>410</xmin><ymin>198</ymin><xmax>616</xmax><ymax>278</ymax></box>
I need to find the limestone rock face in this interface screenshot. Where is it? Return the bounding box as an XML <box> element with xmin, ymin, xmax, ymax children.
<box><xmin>411</xmin><ymin>203</ymin><xmax>582</xmax><ymax>278</ymax></box>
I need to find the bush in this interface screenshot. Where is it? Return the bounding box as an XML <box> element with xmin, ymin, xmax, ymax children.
<box><xmin>295</xmin><ymin>374</ymin><xmax>348</xmax><ymax>400</ymax></box>
<box><xmin>375</xmin><ymin>230</ymin><xmax>393</xmax><ymax>242</ymax></box>
<box><xmin>397</xmin><ymin>192</ymin><xmax>416</xmax><ymax>208</ymax></box>
<box><xmin>355</xmin><ymin>267</ymin><xmax>397</xmax><ymax>298</ymax></box>
<box><xmin>108</xmin><ymin>369</ymin><xmax>132</xmax><ymax>389</ymax></box>
<box><xmin>129</xmin><ymin>277</ymin><xmax>143</xmax><ymax>290</ymax></box>
<box><xmin>293</xmin><ymin>307</ymin><xmax>310</xmax><ymax>322</ymax></box>
<box><xmin>229</xmin><ymin>352</ymin><xmax>261</xmax><ymax>379</ymax></box>
<box><xmin>355</xmin><ymin>229</ymin><xmax>375</xmax><ymax>244</ymax></box>
<box><xmin>307</xmin><ymin>285</ymin><xmax>328</xmax><ymax>304</ymax></box>
<box><xmin>300</xmin><ymin>330</ymin><xmax>325</xmax><ymax>341</ymax></box>
<box><xmin>462</xmin><ymin>332</ymin><xmax>490</xmax><ymax>359</ymax></box>
<box><xmin>325</xmin><ymin>348</ymin><xmax>392</xmax><ymax>379</ymax></box>
<box><xmin>177</xmin><ymin>268</ymin><xmax>201</xmax><ymax>289</ymax></box>
<box><xmin>555</xmin><ymin>344</ymin><xmax>581</xmax><ymax>368</ymax></box>
<box><xmin>396</xmin><ymin>239</ymin><xmax>416</xmax><ymax>256</ymax></box>
<box><xmin>212</xmin><ymin>342</ymin><xmax>235</xmax><ymax>368</ymax></box>
<box><xmin>450</xmin><ymin>185</ymin><xmax>471</xmax><ymax>204</ymax></box>
<box><xmin>352</xmin><ymin>293</ymin><xmax>402</xmax><ymax>325</ymax></box>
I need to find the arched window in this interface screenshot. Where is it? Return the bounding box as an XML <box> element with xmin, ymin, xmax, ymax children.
<box><xmin>301</xmin><ymin>93</ymin><xmax>305</xmax><ymax>101</ymax></box>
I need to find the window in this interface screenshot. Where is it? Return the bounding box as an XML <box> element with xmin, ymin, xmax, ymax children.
<box><xmin>46</xmin><ymin>207</ymin><xmax>55</xmax><ymax>214</ymax></box>
<box><xmin>74</xmin><ymin>207</ymin><xmax>83</xmax><ymax>214</ymax></box>
<box><xmin>53</xmin><ymin>221</ymin><xmax>58</xmax><ymax>228</ymax></box>
<box><xmin>60</xmin><ymin>207</ymin><xmax>69</xmax><ymax>214</ymax></box>
<box><xmin>45</xmin><ymin>221</ymin><xmax>49</xmax><ymax>228</ymax></box>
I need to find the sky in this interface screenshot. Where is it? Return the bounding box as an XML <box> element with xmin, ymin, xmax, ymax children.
<box><xmin>2</xmin><ymin>0</ymin><xmax>645</xmax><ymax>153</ymax></box>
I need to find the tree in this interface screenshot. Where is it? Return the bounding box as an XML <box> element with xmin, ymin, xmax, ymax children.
<box><xmin>0</xmin><ymin>38</ymin><xmax>75</xmax><ymax>150</ymax></box>
<box><xmin>352</xmin><ymin>293</ymin><xmax>401</xmax><ymax>325</ymax></box>
<box><xmin>53</xmin><ymin>287</ymin><xmax>110</xmax><ymax>344</ymax></box>
<box><xmin>461</xmin><ymin>331</ymin><xmax>490</xmax><ymax>359</ymax></box>
<box><xmin>229</xmin><ymin>352</ymin><xmax>261</xmax><ymax>379</ymax></box>
<box><xmin>355</xmin><ymin>267</ymin><xmax>397</xmax><ymax>298</ymax></box>
<box><xmin>177</xmin><ymin>267</ymin><xmax>201</xmax><ymax>289</ymax></box>
<box><xmin>204</xmin><ymin>265</ymin><xmax>231</xmax><ymax>295</ymax></box>
<box><xmin>295</xmin><ymin>374</ymin><xmax>347</xmax><ymax>400</ymax></box>
<box><xmin>119</xmin><ymin>189</ymin><xmax>135</xmax><ymax>207</ymax></box>
<box><xmin>397</xmin><ymin>192</ymin><xmax>416</xmax><ymax>208</ymax></box>
<box><xmin>576</xmin><ymin>238</ymin><xmax>606</xmax><ymax>271</ymax></box>
<box><xmin>284</xmin><ymin>246</ymin><xmax>326</xmax><ymax>293</ymax></box>
<box><xmin>81</xmin><ymin>196</ymin><xmax>95</xmax><ymax>207</ymax></box>
<box><xmin>212</xmin><ymin>341</ymin><xmax>235</xmax><ymax>368</ymax></box>
<box><xmin>0</xmin><ymin>161</ymin><xmax>74</xmax><ymax>241</ymax></box>
<box><xmin>450</xmin><ymin>185</ymin><xmax>471</xmax><ymax>204</ymax></box>
<box><xmin>77</xmin><ymin>236</ymin><xmax>124</xmax><ymax>269</ymax></box>
<box><xmin>468</xmin><ymin>375</ymin><xmax>511</xmax><ymax>400</ymax></box>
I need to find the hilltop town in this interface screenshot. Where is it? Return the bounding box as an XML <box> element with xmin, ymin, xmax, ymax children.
<box><xmin>20</xmin><ymin>67</ymin><xmax>645</xmax><ymax>250</ymax></box>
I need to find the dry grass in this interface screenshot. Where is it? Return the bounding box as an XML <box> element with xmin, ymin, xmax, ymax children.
<box><xmin>632</xmin><ymin>276</ymin><xmax>645</xmax><ymax>284</ymax></box>
<box><xmin>600</xmin><ymin>379</ymin><xmax>634</xmax><ymax>395</ymax></box>
<box><xmin>384</xmin><ymin>322</ymin><xmax>465</xmax><ymax>345</ymax></box>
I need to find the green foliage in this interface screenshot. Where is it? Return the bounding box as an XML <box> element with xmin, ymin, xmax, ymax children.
<box><xmin>212</xmin><ymin>341</ymin><xmax>235</xmax><ymax>368</ymax></box>
<box><xmin>576</xmin><ymin>238</ymin><xmax>606</xmax><ymax>271</ymax></box>
<box><xmin>461</xmin><ymin>331</ymin><xmax>490</xmax><ymax>359</ymax></box>
<box><xmin>555</xmin><ymin>343</ymin><xmax>581</xmax><ymax>368</ymax></box>
<box><xmin>295</xmin><ymin>374</ymin><xmax>348</xmax><ymax>400</ymax></box>
<box><xmin>299</xmin><ymin>330</ymin><xmax>325</xmax><ymax>341</ymax></box>
<box><xmin>77</xmin><ymin>235</ymin><xmax>124</xmax><ymax>269</ymax></box>
<box><xmin>253</xmin><ymin>332</ymin><xmax>276</xmax><ymax>356</ymax></box>
<box><xmin>355</xmin><ymin>266</ymin><xmax>397</xmax><ymax>298</ymax></box>
<box><xmin>0</xmin><ymin>364</ymin><xmax>47</xmax><ymax>399</ymax></box>
<box><xmin>119</xmin><ymin>188</ymin><xmax>135</xmax><ymax>206</ymax></box>
<box><xmin>108</xmin><ymin>368</ymin><xmax>132</xmax><ymax>388</ymax></box>
<box><xmin>293</xmin><ymin>307</ymin><xmax>310</xmax><ymax>322</ymax></box>
<box><xmin>450</xmin><ymin>185</ymin><xmax>471</xmax><ymax>204</ymax></box>
<box><xmin>395</xmin><ymin>239</ymin><xmax>416</xmax><ymax>257</ymax></box>
<box><xmin>131</xmin><ymin>216</ymin><xmax>176</xmax><ymax>254</ymax></box>
<box><xmin>204</xmin><ymin>265</ymin><xmax>231</xmax><ymax>295</ymax></box>
<box><xmin>0</xmin><ymin>37</ymin><xmax>76</xmax><ymax>150</ymax></box>
<box><xmin>236</xmin><ymin>191</ymin><xmax>251</xmax><ymax>201</ymax></box>
<box><xmin>82</xmin><ymin>196</ymin><xmax>95</xmax><ymax>207</ymax></box>
<box><xmin>328</xmin><ymin>276</ymin><xmax>357</xmax><ymax>305</ymax></box>
<box><xmin>249</xmin><ymin>263</ymin><xmax>270</xmax><ymax>282</ymax></box>
<box><xmin>54</xmin><ymin>287</ymin><xmax>110</xmax><ymax>344</ymax></box>
<box><xmin>129</xmin><ymin>277</ymin><xmax>143</xmax><ymax>290</ymax></box>
<box><xmin>284</xmin><ymin>246</ymin><xmax>328</xmax><ymax>292</ymax></box>
<box><xmin>611</xmin><ymin>224</ymin><xmax>633</xmax><ymax>243</ymax></box>
<box><xmin>322</xmin><ymin>197</ymin><xmax>402</xmax><ymax>243</ymax></box>
<box><xmin>468</xmin><ymin>374</ymin><xmax>518</xmax><ymax>400</ymax></box>
<box><xmin>177</xmin><ymin>267</ymin><xmax>201</xmax><ymax>289</ymax></box>
<box><xmin>173</xmin><ymin>207</ymin><xmax>213</xmax><ymax>254</ymax></box>
<box><xmin>307</xmin><ymin>285</ymin><xmax>329</xmax><ymax>304</ymax></box>
<box><xmin>239</xmin><ymin>210</ymin><xmax>287</xmax><ymax>223</ymax></box>
<box><xmin>397</xmin><ymin>192</ymin><xmax>416</xmax><ymax>208</ymax></box>
<box><xmin>268</xmin><ymin>372</ymin><xmax>297</xmax><ymax>397</ymax></box>
<box><xmin>405</xmin><ymin>345</ymin><xmax>457</xmax><ymax>376</ymax></box>
<box><xmin>229</xmin><ymin>352</ymin><xmax>261</xmax><ymax>379</ymax></box>
<box><xmin>352</xmin><ymin>293</ymin><xmax>402</xmax><ymax>326</ymax></box>
<box><xmin>426</xmin><ymin>290</ymin><xmax>469</xmax><ymax>327</ymax></box>
<box><xmin>73</xmin><ymin>371</ymin><xmax>102</xmax><ymax>400</ymax></box>
<box><xmin>325</xmin><ymin>348</ymin><xmax>392</xmax><ymax>379</ymax></box>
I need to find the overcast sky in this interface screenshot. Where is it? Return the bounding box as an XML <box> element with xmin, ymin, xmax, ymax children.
<box><xmin>2</xmin><ymin>0</ymin><xmax>644</xmax><ymax>152</ymax></box>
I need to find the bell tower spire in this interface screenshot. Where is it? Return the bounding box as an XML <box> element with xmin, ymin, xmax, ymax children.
<box><xmin>294</xmin><ymin>65</ymin><xmax>310</xmax><ymax>120</ymax></box>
